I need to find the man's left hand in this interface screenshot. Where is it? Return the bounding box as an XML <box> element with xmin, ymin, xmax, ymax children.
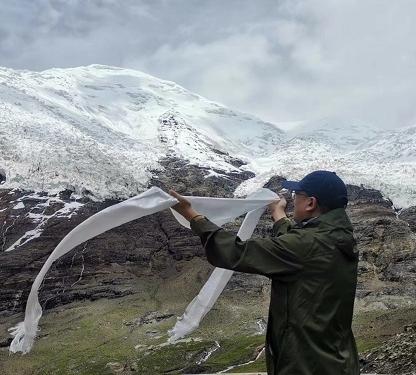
<box><xmin>268</xmin><ymin>194</ymin><xmax>288</xmax><ymax>222</ymax></box>
<box><xmin>169</xmin><ymin>189</ymin><xmax>201</xmax><ymax>222</ymax></box>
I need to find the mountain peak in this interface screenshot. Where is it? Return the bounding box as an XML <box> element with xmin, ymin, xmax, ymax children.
<box><xmin>1</xmin><ymin>65</ymin><xmax>415</xmax><ymax>206</ymax></box>
<box><xmin>0</xmin><ymin>65</ymin><xmax>282</xmax><ymax>199</ymax></box>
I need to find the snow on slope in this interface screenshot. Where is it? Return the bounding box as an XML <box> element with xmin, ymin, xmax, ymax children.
<box><xmin>286</xmin><ymin>118</ymin><xmax>384</xmax><ymax>151</ymax></box>
<box><xmin>3</xmin><ymin>191</ymin><xmax>84</xmax><ymax>252</ymax></box>
<box><xmin>235</xmin><ymin>120</ymin><xmax>416</xmax><ymax>208</ymax></box>
<box><xmin>0</xmin><ymin>65</ymin><xmax>283</xmax><ymax>199</ymax></box>
<box><xmin>0</xmin><ymin>65</ymin><xmax>415</xmax><ymax>207</ymax></box>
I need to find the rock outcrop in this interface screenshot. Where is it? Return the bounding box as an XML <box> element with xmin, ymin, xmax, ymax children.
<box><xmin>0</xmin><ymin>158</ymin><xmax>415</xmax><ymax>373</ymax></box>
<box><xmin>399</xmin><ymin>206</ymin><xmax>416</xmax><ymax>233</ymax></box>
<box><xmin>0</xmin><ymin>157</ymin><xmax>255</xmax><ymax>317</ymax></box>
<box><xmin>361</xmin><ymin>324</ymin><xmax>416</xmax><ymax>375</ymax></box>
<box><xmin>1</xmin><ymin>159</ymin><xmax>415</xmax><ymax>315</ymax></box>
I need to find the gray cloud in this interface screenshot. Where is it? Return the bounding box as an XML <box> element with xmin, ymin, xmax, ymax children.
<box><xmin>0</xmin><ymin>0</ymin><xmax>415</xmax><ymax>128</ymax></box>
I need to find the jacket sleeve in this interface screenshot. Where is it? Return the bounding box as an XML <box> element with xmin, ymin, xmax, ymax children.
<box><xmin>190</xmin><ymin>217</ymin><xmax>309</xmax><ymax>280</ymax></box>
<box><xmin>272</xmin><ymin>217</ymin><xmax>294</xmax><ymax>236</ymax></box>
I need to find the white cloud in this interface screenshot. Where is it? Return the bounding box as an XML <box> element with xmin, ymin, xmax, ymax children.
<box><xmin>0</xmin><ymin>0</ymin><xmax>415</xmax><ymax>128</ymax></box>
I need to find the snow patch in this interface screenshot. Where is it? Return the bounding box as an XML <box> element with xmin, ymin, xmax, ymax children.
<box><xmin>5</xmin><ymin>193</ymin><xmax>84</xmax><ymax>252</ymax></box>
<box><xmin>203</xmin><ymin>170</ymin><xmax>231</xmax><ymax>180</ymax></box>
<box><xmin>12</xmin><ymin>202</ymin><xmax>25</xmax><ymax>210</ymax></box>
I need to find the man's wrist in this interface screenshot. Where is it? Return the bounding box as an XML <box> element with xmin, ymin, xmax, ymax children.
<box><xmin>272</xmin><ymin>210</ymin><xmax>287</xmax><ymax>222</ymax></box>
<box><xmin>191</xmin><ymin>214</ymin><xmax>206</xmax><ymax>222</ymax></box>
<box><xmin>183</xmin><ymin>209</ymin><xmax>202</xmax><ymax>222</ymax></box>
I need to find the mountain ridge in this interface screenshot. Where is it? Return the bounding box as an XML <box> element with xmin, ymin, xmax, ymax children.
<box><xmin>0</xmin><ymin>64</ymin><xmax>415</xmax><ymax>207</ymax></box>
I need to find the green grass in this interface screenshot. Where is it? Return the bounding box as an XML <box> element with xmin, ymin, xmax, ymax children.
<box><xmin>226</xmin><ymin>350</ymin><xmax>267</xmax><ymax>373</ymax></box>
<box><xmin>204</xmin><ymin>335</ymin><xmax>265</xmax><ymax>372</ymax></box>
<box><xmin>129</xmin><ymin>335</ymin><xmax>266</xmax><ymax>374</ymax></box>
<box><xmin>0</xmin><ymin>293</ymin><xmax>267</xmax><ymax>374</ymax></box>
<box><xmin>1</xmin><ymin>260</ymin><xmax>415</xmax><ymax>375</ymax></box>
<box><xmin>1</xmin><ymin>295</ymin><xmax>146</xmax><ymax>375</ymax></box>
<box><xmin>353</xmin><ymin>306</ymin><xmax>416</xmax><ymax>353</ymax></box>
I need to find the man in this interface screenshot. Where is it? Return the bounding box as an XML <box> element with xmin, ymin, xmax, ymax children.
<box><xmin>169</xmin><ymin>170</ymin><xmax>359</xmax><ymax>375</ymax></box>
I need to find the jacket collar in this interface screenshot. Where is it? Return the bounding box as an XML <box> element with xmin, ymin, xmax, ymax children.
<box><xmin>317</xmin><ymin>208</ymin><xmax>353</xmax><ymax>230</ymax></box>
<box><xmin>293</xmin><ymin>208</ymin><xmax>352</xmax><ymax>230</ymax></box>
<box><xmin>293</xmin><ymin>216</ymin><xmax>320</xmax><ymax>228</ymax></box>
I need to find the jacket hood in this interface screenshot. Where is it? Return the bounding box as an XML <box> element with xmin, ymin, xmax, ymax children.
<box><xmin>314</xmin><ymin>208</ymin><xmax>358</xmax><ymax>260</ymax></box>
<box><xmin>318</xmin><ymin>208</ymin><xmax>353</xmax><ymax>229</ymax></box>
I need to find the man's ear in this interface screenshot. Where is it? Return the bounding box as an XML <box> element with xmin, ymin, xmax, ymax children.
<box><xmin>305</xmin><ymin>196</ymin><xmax>319</xmax><ymax>212</ymax></box>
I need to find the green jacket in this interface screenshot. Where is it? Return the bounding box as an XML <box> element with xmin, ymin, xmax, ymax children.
<box><xmin>190</xmin><ymin>208</ymin><xmax>359</xmax><ymax>375</ymax></box>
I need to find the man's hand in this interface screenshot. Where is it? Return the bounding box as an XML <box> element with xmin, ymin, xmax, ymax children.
<box><xmin>169</xmin><ymin>189</ymin><xmax>202</xmax><ymax>222</ymax></box>
<box><xmin>268</xmin><ymin>194</ymin><xmax>288</xmax><ymax>222</ymax></box>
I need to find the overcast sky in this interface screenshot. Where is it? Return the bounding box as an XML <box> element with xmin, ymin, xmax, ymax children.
<box><xmin>1</xmin><ymin>0</ymin><xmax>415</xmax><ymax>129</ymax></box>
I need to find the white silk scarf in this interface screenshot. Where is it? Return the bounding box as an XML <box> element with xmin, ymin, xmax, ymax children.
<box><xmin>9</xmin><ymin>186</ymin><xmax>278</xmax><ymax>353</ymax></box>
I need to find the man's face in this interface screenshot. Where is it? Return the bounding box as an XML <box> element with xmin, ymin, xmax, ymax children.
<box><xmin>292</xmin><ymin>191</ymin><xmax>318</xmax><ymax>222</ymax></box>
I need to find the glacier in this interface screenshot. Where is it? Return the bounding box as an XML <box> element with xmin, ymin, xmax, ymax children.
<box><xmin>0</xmin><ymin>64</ymin><xmax>415</xmax><ymax>207</ymax></box>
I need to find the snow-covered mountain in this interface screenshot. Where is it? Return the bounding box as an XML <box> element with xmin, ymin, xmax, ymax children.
<box><xmin>0</xmin><ymin>65</ymin><xmax>415</xmax><ymax>207</ymax></box>
<box><xmin>0</xmin><ymin>65</ymin><xmax>283</xmax><ymax>199</ymax></box>
<box><xmin>237</xmin><ymin>121</ymin><xmax>416</xmax><ymax>208</ymax></box>
<box><xmin>286</xmin><ymin>118</ymin><xmax>384</xmax><ymax>151</ymax></box>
